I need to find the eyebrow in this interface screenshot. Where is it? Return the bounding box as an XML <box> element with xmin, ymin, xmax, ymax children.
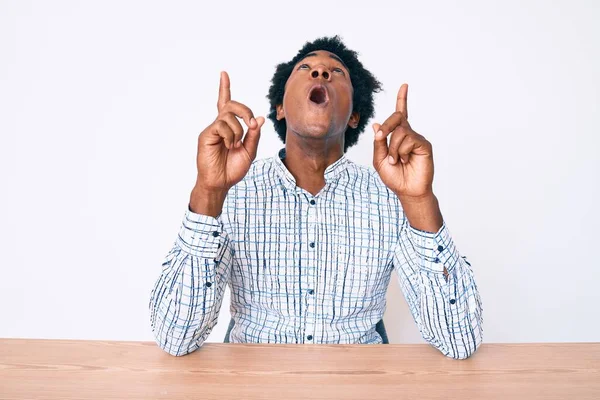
<box><xmin>299</xmin><ymin>52</ymin><xmax>349</xmax><ymax>71</ymax></box>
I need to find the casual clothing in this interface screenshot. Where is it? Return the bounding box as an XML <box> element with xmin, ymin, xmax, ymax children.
<box><xmin>150</xmin><ymin>148</ymin><xmax>483</xmax><ymax>358</ymax></box>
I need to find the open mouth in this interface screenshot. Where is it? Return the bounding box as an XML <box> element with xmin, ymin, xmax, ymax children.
<box><xmin>308</xmin><ymin>85</ymin><xmax>329</xmax><ymax>106</ymax></box>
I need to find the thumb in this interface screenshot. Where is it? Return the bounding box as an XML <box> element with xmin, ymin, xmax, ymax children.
<box><xmin>372</xmin><ymin>122</ymin><xmax>388</xmax><ymax>169</ymax></box>
<box><xmin>242</xmin><ymin>116</ymin><xmax>264</xmax><ymax>160</ymax></box>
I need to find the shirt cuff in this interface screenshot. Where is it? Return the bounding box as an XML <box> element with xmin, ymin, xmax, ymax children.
<box><xmin>407</xmin><ymin>222</ymin><xmax>459</xmax><ymax>274</ymax></box>
<box><xmin>176</xmin><ymin>207</ymin><xmax>225</xmax><ymax>257</ymax></box>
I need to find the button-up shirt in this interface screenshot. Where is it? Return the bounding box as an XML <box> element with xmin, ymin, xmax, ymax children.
<box><xmin>150</xmin><ymin>148</ymin><xmax>483</xmax><ymax>359</ymax></box>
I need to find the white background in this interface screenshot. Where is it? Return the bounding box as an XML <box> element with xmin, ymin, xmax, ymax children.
<box><xmin>1</xmin><ymin>0</ymin><xmax>598</xmax><ymax>344</ymax></box>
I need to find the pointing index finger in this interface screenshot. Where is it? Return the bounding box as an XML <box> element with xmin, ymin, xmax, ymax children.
<box><xmin>395</xmin><ymin>83</ymin><xmax>408</xmax><ymax>119</ymax></box>
<box><xmin>218</xmin><ymin>71</ymin><xmax>231</xmax><ymax>111</ymax></box>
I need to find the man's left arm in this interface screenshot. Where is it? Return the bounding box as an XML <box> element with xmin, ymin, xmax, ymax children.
<box><xmin>393</xmin><ymin>194</ymin><xmax>483</xmax><ymax>359</ymax></box>
<box><xmin>372</xmin><ymin>83</ymin><xmax>483</xmax><ymax>359</ymax></box>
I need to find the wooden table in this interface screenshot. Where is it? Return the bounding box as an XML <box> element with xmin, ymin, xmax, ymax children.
<box><xmin>1</xmin><ymin>340</ymin><xmax>599</xmax><ymax>399</ymax></box>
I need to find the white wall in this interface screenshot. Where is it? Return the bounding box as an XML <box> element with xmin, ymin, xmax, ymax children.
<box><xmin>1</xmin><ymin>0</ymin><xmax>598</xmax><ymax>344</ymax></box>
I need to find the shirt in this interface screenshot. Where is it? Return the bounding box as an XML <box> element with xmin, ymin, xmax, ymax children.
<box><xmin>149</xmin><ymin>148</ymin><xmax>484</xmax><ymax>359</ymax></box>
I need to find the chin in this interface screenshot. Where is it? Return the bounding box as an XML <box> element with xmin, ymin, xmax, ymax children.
<box><xmin>293</xmin><ymin>125</ymin><xmax>332</xmax><ymax>140</ymax></box>
<box><xmin>306</xmin><ymin>122</ymin><xmax>333</xmax><ymax>136</ymax></box>
<box><xmin>300</xmin><ymin>115</ymin><xmax>339</xmax><ymax>136</ymax></box>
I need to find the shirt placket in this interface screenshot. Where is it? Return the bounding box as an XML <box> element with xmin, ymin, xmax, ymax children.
<box><xmin>302</xmin><ymin>194</ymin><xmax>319</xmax><ymax>343</ymax></box>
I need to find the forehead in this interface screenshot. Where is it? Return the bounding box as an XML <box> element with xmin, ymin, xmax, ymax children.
<box><xmin>297</xmin><ymin>50</ymin><xmax>349</xmax><ymax>70</ymax></box>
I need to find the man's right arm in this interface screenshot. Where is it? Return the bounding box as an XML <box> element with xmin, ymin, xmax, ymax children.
<box><xmin>149</xmin><ymin>192</ymin><xmax>232</xmax><ymax>356</ymax></box>
<box><xmin>149</xmin><ymin>71</ymin><xmax>263</xmax><ymax>355</ymax></box>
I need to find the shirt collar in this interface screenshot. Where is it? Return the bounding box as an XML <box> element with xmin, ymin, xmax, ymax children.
<box><xmin>274</xmin><ymin>147</ymin><xmax>350</xmax><ymax>191</ymax></box>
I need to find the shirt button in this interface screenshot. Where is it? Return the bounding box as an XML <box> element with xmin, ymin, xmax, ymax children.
<box><xmin>307</xmin><ymin>335</ymin><xmax>313</xmax><ymax>341</ymax></box>
<box><xmin>437</xmin><ymin>245</ymin><xmax>444</xmax><ymax>252</ymax></box>
<box><xmin>309</xmin><ymin>242</ymin><xmax>315</xmax><ymax>248</ymax></box>
<box><xmin>212</xmin><ymin>231</ymin><xmax>220</xmax><ymax>237</ymax></box>
<box><xmin>450</xmin><ymin>299</ymin><xmax>456</xmax><ymax>305</ymax></box>
<box><xmin>205</xmin><ymin>282</ymin><xmax>212</xmax><ymax>288</ymax></box>
<box><xmin>308</xmin><ymin>289</ymin><xmax>314</xmax><ymax>295</ymax></box>
<box><xmin>309</xmin><ymin>199</ymin><xmax>316</xmax><ymax>205</ymax></box>
<box><xmin>434</xmin><ymin>257</ymin><xmax>440</xmax><ymax>263</ymax></box>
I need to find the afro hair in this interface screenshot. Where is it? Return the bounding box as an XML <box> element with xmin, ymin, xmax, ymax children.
<box><xmin>267</xmin><ymin>35</ymin><xmax>383</xmax><ymax>152</ymax></box>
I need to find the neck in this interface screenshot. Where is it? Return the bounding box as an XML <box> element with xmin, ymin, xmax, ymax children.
<box><xmin>283</xmin><ymin>133</ymin><xmax>344</xmax><ymax>196</ymax></box>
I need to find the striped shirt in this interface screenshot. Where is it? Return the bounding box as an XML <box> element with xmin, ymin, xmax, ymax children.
<box><xmin>150</xmin><ymin>148</ymin><xmax>483</xmax><ymax>359</ymax></box>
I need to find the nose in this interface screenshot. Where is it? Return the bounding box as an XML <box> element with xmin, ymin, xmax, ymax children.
<box><xmin>310</xmin><ymin>65</ymin><xmax>331</xmax><ymax>81</ymax></box>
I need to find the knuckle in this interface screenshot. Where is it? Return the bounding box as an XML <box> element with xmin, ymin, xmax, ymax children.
<box><xmin>414</xmin><ymin>135</ymin><xmax>427</xmax><ymax>145</ymax></box>
<box><xmin>390</xmin><ymin>135</ymin><xmax>402</xmax><ymax>146</ymax></box>
<box><xmin>242</xmin><ymin>109</ymin><xmax>254</xmax><ymax>120</ymax></box>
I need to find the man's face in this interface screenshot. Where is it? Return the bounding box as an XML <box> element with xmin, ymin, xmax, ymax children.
<box><xmin>276</xmin><ymin>50</ymin><xmax>359</xmax><ymax>143</ymax></box>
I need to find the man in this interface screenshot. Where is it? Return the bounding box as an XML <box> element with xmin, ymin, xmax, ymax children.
<box><xmin>149</xmin><ymin>36</ymin><xmax>483</xmax><ymax>359</ymax></box>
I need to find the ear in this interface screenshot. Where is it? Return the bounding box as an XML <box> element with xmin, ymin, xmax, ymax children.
<box><xmin>348</xmin><ymin>112</ymin><xmax>360</xmax><ymax>129</ymax></box>
<box><xmin>276</xmin><ymin>104</ymin><xmax>285</xmax><ymax>121</ymax></box>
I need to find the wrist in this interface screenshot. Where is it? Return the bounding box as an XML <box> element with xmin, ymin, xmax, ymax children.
<box><xmin>396</xmin><ymin>192</ymin><xmax>443</xmax><ymax>233</ymax></box>
<box><xmin>395</xmin><ymin>190</ymin><xmax>435</xmax><ymax>205</ymax></box>
<box><xmin>189</xmin><ymin>185</ymin><xmax>228</xmax><ymax>217</ymax></box>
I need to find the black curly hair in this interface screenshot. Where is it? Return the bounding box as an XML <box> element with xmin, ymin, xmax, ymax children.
<box><xmin>267</xmin><ymin>35</ymin><xmax>383</xmax><ymax>152</ymax></box>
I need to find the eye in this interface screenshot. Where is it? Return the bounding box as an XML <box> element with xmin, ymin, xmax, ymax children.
<box><xmin>332</xmin><ymin>67</ymin><xmax>346</xmax><ymax>75</ymax></box>
<box><xmin>298</xmin><ymin>64</ymin><xmax>310</xmax><ymax>70</ymax></box>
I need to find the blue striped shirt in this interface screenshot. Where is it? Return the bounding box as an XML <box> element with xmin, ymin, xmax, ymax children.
<box><xmin>150</xmin><ymin>148</ymin><xmax>483</xmax><ymax>359</ymax></box>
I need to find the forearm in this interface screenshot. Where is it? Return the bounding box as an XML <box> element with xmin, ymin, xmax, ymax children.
<box><xmin>149</xmin><ymin>210</ymin><xmax>232</xmax><ymax>356</ymax></box>
<box><xmin>417</xmin><ymin>257</ymin><xmax>483</xmax><ymax>359</ymax></box>
<box><xmin>395</xmin><ymin>219</ymin><xmax>483</xmax><ymax>360</ymax></box>
<box><xmin>149</xmin><ymin>252</ymin><xmax>225</xmax><ymax>356</ymax></box>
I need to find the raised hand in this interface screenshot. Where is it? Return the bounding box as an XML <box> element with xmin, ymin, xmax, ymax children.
<box><xmin>372</xmin><ymin>84</ymin><xmax>434</xmax><ymax>199</ymax></box>
<box><xmin>195</xmin><ymin>71</ymin><xmax>265</xmax><ymax>193</ymax></box>
<box><xmin>190</xmin><ymin>72</ymin><xmax>265</xmax><ymax>216</ymax></box>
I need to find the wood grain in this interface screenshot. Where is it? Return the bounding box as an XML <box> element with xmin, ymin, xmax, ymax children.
<box><xmin>1</xmin><ymin>340</ymin><xmax>599</xmax><ymax>399</ymax></box>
